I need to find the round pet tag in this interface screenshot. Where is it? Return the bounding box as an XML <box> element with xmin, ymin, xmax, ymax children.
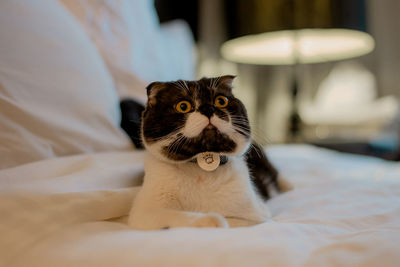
<box><xmin>197</xmin><ymin>152</ymin><xmax>220</xmax><ymax>171</ymax></box>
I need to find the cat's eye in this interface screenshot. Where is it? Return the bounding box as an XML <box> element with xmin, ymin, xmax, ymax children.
<box><xmin>175</xmin><ymin>100</ymin><xmax>192</xmax><ymax>113</ymax></box>
<box><xmin>214</xmin><ymin>95</ymin><xmax>229</xmax><ymax>108</ymax></box>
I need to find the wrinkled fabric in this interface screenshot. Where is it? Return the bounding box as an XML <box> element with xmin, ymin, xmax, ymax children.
<box><xmin>1</xmin><ymin>145</ymin><xmax>399</xmax><ymax>267</ymax></box>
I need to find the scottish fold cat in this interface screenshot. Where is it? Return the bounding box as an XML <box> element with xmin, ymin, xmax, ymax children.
<box><xmin>128</xmin><ymin>76</ymin><xmax>289</xmax><ymax>230</ymax></box>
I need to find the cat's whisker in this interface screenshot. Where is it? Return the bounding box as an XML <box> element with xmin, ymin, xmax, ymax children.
<box><xmin>175</xmin><ymin>135</ymin><xmax>186</xmax><ymax>151</ymax></box>
<box><xmin>232</xmin><ymin>124</ymin><xmax>250</xmax><ymax>131</ymax></box>
<box><xmin>234</xmin><ymin>124</ymin><xmax>271</xmax><ymax>147</ymax></box>
<box><xmin>144</xmin><ymin>126</ymin><xmax>184</xmax><ymax>143</ymax></box>
<box><xmin>231</xmin><ymin>127</ymin><xmax>269</xmax><ymax>151</ymax></box>
<box><xmin>169</xmin><ymin>134</ymin><xmax>188</xmax><ymax>156</ymax></box>
<box><xmin>230</xmin><ymin>118</ymin><xmax>250</xmax><ymax>124</ymax></box>
<box><xmin>232</xmin><ymin>125</ymin><xmax>249</xmax><ymax>136</ymax></box>
<box><xmin>233</xmin><ymin>124</ymin><xmax>270</xmax><ymax>145</ymax></box>
<box><xmin>231</xmin><ymin>119</ymin><xmax>250</xmax><ymax>127</ymax></box>
<box><xmin>144</xmin><ymin>125</ymin><xmax>183</xmax><ymax>136</ymax></box>
<box><xmin>249</xmin><ymin>126</ymin><xmax>273</xmax><ymax>145</ymax></box>
<box><xmin>167</xmin><ymin>134</ymin><xmax>185</xmax><ymax>155</ymax></box>
<box><xmin>219</xmin><ymin>117</ymin><xmax>231</xmax><ymax>124</ymax></box>
<box><xmin>182</xmin><ymin>80</ymin><xmax>191</xmax><ymax>94</ymax></box>
<box><xmin>142</xmin><ymin>124</ymin><xmax>181</xmax><ymax>132</ymax></box>
<box><xmin>229</xmin><ymin>115</ymin><xmax>272</xmax><ymax>145</ymax></box>
<box><xmin>169</xmin><ymin>139</ymin><xmax>180</xmax><ymax>155</ymax></box>
<box><xmin>229</xmin><ymin>115</ymin><xmax>250</xmax><ymax>119</ymax></box>
<box><xmin>230</xmin><ymin>120</ymin><xmax>250</xmax><ymax>126</ymax></box>
<box><xmin>215</xmin><ymin>76</ymin><xmax>221</xmax><ymax>88</ymax></box>
<box><xmin>174</xmin><ymin>80</ymin><xmax>190</xmax><ymax>95</ymax></box>
<box><xmin>250</xmin><ymin>143</ymin><xmax>263</xmax><ymax>159</ymax></box>
<box><xmin>175</xmin><ymin>136</ymin><xmax>188</xmax><ymax>155</ymax></box>
<box><xmin>212</xmin><ymin>77</ymin><xmax>218</xmax><ymax>89</ymax></box>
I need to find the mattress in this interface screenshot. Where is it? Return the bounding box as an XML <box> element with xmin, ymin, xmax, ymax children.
<box><xmin>1</xmin><ymin>145</ymin><xmax>399</xmax><ymax>267</ymax></box>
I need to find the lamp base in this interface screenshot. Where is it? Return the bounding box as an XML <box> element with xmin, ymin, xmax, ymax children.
<box><xmin>287</xmin><ymin>66</ymin><xmax>303</xmax><ymax>142</ymax></box>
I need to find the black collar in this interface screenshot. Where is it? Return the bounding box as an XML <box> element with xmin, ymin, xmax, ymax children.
<box><xmin>189</xmin><ymin>155</ymin><xmax>228</xmax><ymax>165</ymax></box>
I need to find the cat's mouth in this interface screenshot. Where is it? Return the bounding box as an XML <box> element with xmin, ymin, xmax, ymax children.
<box><xmin>205</xmin><ymin>123</ymin><xmax>217</xmax><ymax>131</ymax></box>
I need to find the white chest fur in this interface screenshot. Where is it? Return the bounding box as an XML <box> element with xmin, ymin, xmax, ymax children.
<box><xmin>128</xmin><ymin>153</ymin><xmax>270</xmax><ymax>230</ymax></box>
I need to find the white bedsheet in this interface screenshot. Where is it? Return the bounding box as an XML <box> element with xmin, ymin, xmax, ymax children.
<box><xmin>1</xmin><ymin>145</ymin><xmax>399</xmax><ymax>267</ymax></box>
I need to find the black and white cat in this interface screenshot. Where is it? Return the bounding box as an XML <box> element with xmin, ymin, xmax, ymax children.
<box><xmin>127</xmin><ymin>75</ymin><xmax>289</xmax><ymax>230</ymax></box>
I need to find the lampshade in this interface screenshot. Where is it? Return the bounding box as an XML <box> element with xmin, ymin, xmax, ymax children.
<box><xmin>221</xmin><ymin>28</ymin><xmax>375</xmax><ymax>65</ymax></box>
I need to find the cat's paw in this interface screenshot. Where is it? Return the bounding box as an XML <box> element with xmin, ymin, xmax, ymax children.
<box><xmin>191</xmin><ymin>213</ymin><xmax>229</xmax><ymax>228</ymax></box>
<box><xmin>278</xmin><ymin>175</ymin><xmax>293</xmax><ymax>192</ymax></box>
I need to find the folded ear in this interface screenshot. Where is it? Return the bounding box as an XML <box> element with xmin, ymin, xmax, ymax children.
<box><xmin>218</xmin><ymin>75</ymin><xmax>236</xmax><ymax>89</ymax></box>
<box><xmin>146</xmin><ymin>81</ymin><xmax>165</xmax><ymax>106</ymax></box>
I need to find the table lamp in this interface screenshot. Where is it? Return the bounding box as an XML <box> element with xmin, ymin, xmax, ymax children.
<box><xmin>220</xmin><ymin>28</ymin><xmax>375</xmax><ymax>141</ymax></box>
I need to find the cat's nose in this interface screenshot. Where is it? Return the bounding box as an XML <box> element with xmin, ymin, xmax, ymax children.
<box><xmin>199</xmin><ymin>104</ymin><xmax>215</xmax><ymax>118</ymax></box>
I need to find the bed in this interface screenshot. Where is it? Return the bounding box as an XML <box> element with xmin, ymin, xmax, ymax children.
<box><xmin>1</xmin><ymin>1</ymin><xmax>400</xmax><ymax>266</ymax></box>
<box><xmin>1</xmin><ymin>146</ymin><xmax>400</xmax><ymax>266</ymax></box>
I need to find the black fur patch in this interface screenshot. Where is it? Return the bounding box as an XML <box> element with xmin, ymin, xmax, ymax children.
<box><xmin>246</xmin><ymin>142</ymin><xmax>280</xmax><ymax>200</ymax></box>
<box><xmin>120</xmin><ymin>99</ymin><xmax>145</xmax><ymax>149</ymax></box>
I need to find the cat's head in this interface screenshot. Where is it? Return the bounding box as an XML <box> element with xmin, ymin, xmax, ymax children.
<box><xmin>142</xmin><ymin>75</ymin><xmax>250</xmax><ymax>163</ymax></box>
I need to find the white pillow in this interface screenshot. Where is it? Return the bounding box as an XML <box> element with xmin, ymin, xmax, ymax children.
<box><xmin>60</xmin><ymin>0</ymin><xmax>195</xmax><ymax>101</ymax></box>
<box><xmin>0</xmin><ymin>0</ymin><xmax>132</xmax><ymax>169</ymax></box>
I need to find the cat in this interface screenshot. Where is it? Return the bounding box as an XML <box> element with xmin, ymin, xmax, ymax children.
<box><xmin>127</xmin><ymin>75</ymin><xmax>289</xmax><ymax>230</ymax></box>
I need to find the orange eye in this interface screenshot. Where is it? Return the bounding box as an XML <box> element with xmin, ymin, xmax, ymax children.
<box><xmin>214</xmin><ymin>95</ymin><xmax>229</xmax><ymax>108</ymax></box>
<box><xmin>175</xmin><ymin>100</ymin><xmax>192</xmax><ymax>113</ymax></box>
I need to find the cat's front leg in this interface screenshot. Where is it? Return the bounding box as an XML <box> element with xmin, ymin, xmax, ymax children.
<box><xmin>127</xmin><ymin>184</ymin><xmax>229</xmax><ymax>230</ymax></box>
<box><xmin>128</xmin><ymin>207</ymin><xmax>229</xmax><ymax>230</ymax></box>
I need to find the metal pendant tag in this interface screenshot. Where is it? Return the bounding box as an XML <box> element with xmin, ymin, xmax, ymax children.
<box><xmin>197</xmin><ymin>152</ymin><xmax>220</xmax><ymax>171</ymax></box>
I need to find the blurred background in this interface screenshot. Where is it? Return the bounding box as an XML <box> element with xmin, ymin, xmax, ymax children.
<box><xmin>154</xmin><ymin>0</ymin><xmax>400</xmax><ymax>161</ymax></box>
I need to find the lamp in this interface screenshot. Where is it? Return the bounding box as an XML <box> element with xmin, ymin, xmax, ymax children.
<box><xmin>221</xmin><ymin>28</ymin><xmax>375</xmax><ymax>141</ymax></box>
<box><xmin>221</xmin><ymin>29</ymin><xmax>374</xmax><ymax>65</ymax></box>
